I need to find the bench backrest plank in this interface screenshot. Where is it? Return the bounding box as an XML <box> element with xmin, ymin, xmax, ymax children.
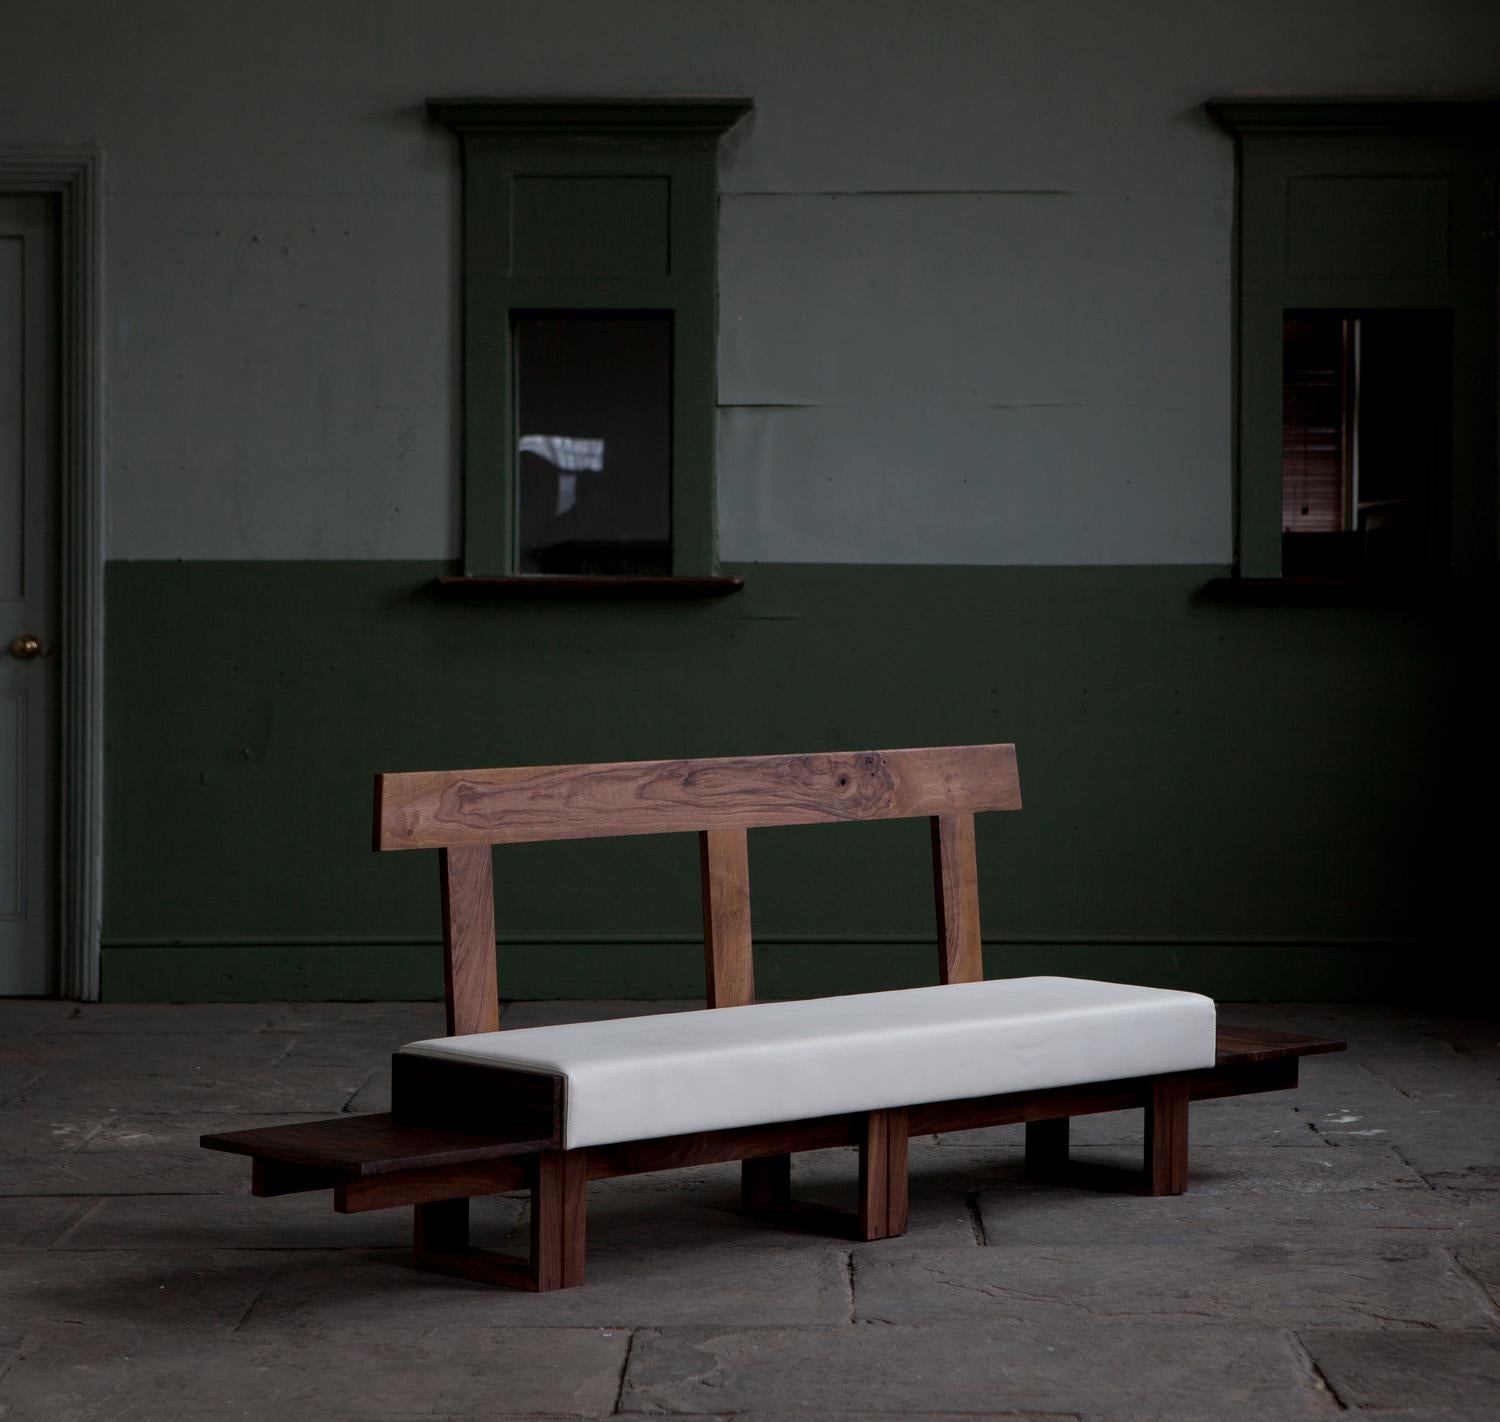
<box><xmin>375</xmin><ymin>744</ymin><xmax>1020</xmax><ymax>851</ymax></box>
<box><xmin>374</xmin><ymin>744</ymin><xmax>1021</xmax><ymax>1033</ymax></box>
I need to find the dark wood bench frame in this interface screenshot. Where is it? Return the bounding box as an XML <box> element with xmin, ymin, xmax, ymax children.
<box><xmin>204</xmin><ymin>745</ymin><xmax>1345</xmax><ymax>1291</ymax></box>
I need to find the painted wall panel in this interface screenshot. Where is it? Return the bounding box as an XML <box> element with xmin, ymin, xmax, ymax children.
<box><xmin>100</xmin><ymin>561</ymin><xmax>1496</xmax><ymax>1001</ymax></box>
<box><xmin>108</xmin><ymin>193</ymin><xmax>455</xmax><ymax>560</ymax></box>
<box><xmin>2</xmin><ymin>0</ymin><xmax>1495</xmax><ymax>564</ymax></box>
<box><xmin>717</xmin><ymin>191</ymin><xmax>1230</xmax><ymax>562</ymax></box>
<box><xmin>717</xmin><ymin>403</ymin><xmax>1229</xmax><ymax>565</ymax></box>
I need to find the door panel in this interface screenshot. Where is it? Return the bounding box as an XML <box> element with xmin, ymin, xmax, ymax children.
<box><xmin>0</xmin><ymin>195</ymin><xmax>58</xmax><ymax>995</ymax></box>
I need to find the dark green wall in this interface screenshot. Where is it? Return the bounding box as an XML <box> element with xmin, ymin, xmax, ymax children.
<box><xmin>102</xmin><ymin>561</ymin><xmax>1491</xmax><ymax>1002</ymax></box>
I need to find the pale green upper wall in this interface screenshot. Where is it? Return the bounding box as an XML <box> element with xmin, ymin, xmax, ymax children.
<box><xmin>2</xmin><ymin>0</ymin><xmax>1496</xmax><ymax>563</ymax></box>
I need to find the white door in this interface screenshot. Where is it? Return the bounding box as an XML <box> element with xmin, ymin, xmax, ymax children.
<box><xmin>0</xmin><ymin>195</ymin><xmax>58</xmax><ymax>996</ymax></box>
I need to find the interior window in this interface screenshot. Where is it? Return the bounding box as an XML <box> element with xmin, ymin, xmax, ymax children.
<box><xmin>514</xmin><ymin>313</ymin><xmax>673</xmax><ymax>576</ymax></box>
<box><xmin>1281</xmin><ymin>310</ymin><xmax>1449</xmax><ymax>576</ymax></box>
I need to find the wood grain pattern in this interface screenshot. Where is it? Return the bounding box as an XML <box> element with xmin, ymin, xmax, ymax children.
<box><xmin>201</xmin><ymin>1112</ymin><xmax>545</xmax><ymax>1175</ymax></box>
<box><xmin>335</xmin><ymin>1157</ymin><xmax>528</xmax><ymax>1212</ymax></box>
<box><xmin>1190</xmin><ymin>1057</ymin><xmax>1298</xmax><ymax>1100</ymax></box>
<box><xmin>439</xmin><ymin>845</ymin><xmax>499</xmax><ymax>1035</ymax></box>
<box><xmin>700</xmin><ymin>825</ymin><xmax>754</xmax><ymax>1008</ymax></box>
<box><xmin>1145</xmin><ymin>1077</ymin><xmax>1190</xmax><ymax>1196</ymax></box>
<box><xmin>375</xmin><ymin>744</ymin><xmax>1022</xmax><ymax>851</ymax></box>
<box><xmin>931</xmin><ymin>812</ymin><xmax>984</xmax><ymax>984</ymax></box>
<box><xmin>533</xmin><ymin>1149</ymin><xmax>587</xmax><ymax>1291</ymax></box>
<box><xmin>857</xmin><ymin>1107</ymin><xmax>908</xmax><ymax>1241</ymax></box>
<box><xmin>1214</xmin><ymin>1024</ymin><xmax>1346</xmax><ymax>1064</ymax></box>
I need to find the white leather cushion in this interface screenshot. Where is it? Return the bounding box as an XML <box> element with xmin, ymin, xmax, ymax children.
<box><xmin>399</xmin><ymin>976</ymin><xmax>1217</xmax><ymax>1150</ymax></box>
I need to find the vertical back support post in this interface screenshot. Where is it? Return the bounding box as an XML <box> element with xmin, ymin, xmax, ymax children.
<box><xmin>700</xmin><ymin>825</ymin><xmax>790</xmax><ymax>1210</ymax></box>
<box><xmin>931</xmin><ymin>812</ymin><xmax>983</xmax><ymax>984</ymax></box>
<box><xmin>699</xmin><ymin>826</ymin><xmax>754</xmax><ymax>1008</ymax></box>
<box><xmin>439</xmin><ymin>845</ymin><xmax>499</xmax><ymax>1036</ymax></box>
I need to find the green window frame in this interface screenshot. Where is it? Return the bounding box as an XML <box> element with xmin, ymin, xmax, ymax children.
<box><xmin>429</xmin><ymin>98</ymin><xmax>752</xmax><ymax>581</ymax></box>
<box><xmin>1208</xmin><ymin>99</ymin><xmax>1498</xmax><ymax>582</ymax></box>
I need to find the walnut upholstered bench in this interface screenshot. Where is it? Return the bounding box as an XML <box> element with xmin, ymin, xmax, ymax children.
<box><xmin>202</xmin><ymin>744</ymin><xmax>1344</xmax><ymax>1291</ymax></box>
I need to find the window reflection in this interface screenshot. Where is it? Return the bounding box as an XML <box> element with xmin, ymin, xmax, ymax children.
<box><xmin>514</xmin><ymin>314</ymin><xmax>672</xmax><ymax>575</ymax></box>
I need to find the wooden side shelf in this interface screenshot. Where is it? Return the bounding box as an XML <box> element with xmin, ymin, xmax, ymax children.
<box><xmin>202</xmin><ymin>1113</ymin><xmax>550</xmax><ymax>1186</ymax></box>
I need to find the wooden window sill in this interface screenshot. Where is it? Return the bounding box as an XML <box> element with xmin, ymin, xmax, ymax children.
<box><xmin>435</xmin><ymin>574</ymin><xmax>744</xmax><ymax>599</ymax></box>
<box><xmin>1198</xmin><ymin>576</ymin><xmax>1449</xmax><ymax>607</ymax></box>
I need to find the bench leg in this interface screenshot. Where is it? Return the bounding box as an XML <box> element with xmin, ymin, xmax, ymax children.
<box><xmin>1144</xmin><ymin>1077</ymin><xmax>1189</xmax><ymax>1196</ymax></box>
<box><xmin>1024</xmin><ymin>1116</ymin><xmax>1070</xmax><ymax>1183</ymax></box>
<box><xmin>858</xmin><ymin>1107</ymin><xmax>909</xmax><ymax>1241</ymax></box>
<box><xmin>741</xmin><ymin>1153</ymin><xmax>792</xmax><ymax>1212</ymax></box>
<box><xmin>411</xmin><ymin>1148</ymin><xmax>588</xmax><ymax>1290</ymax></box>
<box><xmin>533</xmin><ymin>1148</ymin><xmax>588</xmax><ymax>1290</ymax></box>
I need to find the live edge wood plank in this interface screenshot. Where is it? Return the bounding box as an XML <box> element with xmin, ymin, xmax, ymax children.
<box><xmin>375</xmin><ymin>744</ymin><xmax>1022</xmax><ymax>850</ymax></box>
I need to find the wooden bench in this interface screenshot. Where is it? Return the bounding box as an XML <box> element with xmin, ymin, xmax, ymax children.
<box><xmin>203</xmin><ymin>744</ymin><xmax>1345</xmax><ymax>1291</ymax></box>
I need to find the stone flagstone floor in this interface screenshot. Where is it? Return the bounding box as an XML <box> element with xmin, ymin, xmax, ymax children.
<box><xmin>0</xmin><ymin>998</ymin><xmax>1497</xmax><ymax>1420</ymax></box>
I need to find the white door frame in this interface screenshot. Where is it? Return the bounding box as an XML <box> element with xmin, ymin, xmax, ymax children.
<box><xmin>0</xmin><ymin>150</ymin><xmax>104</xmax><ymax>1000</ymax></box>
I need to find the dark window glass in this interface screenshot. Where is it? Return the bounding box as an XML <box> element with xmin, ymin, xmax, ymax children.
<box><xmin>514</xmin><ymin>313</ymin><xmax>672</xmax><ymax>575</ymax></box>
<box><xmin>1282</xmin><ymin>310</ymin><xmax>1449</xmax><ymax>576</ymax></box>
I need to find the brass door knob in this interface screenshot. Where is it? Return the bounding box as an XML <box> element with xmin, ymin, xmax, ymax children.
<box><xmin>9</xmin><ymin>633</ymin><xmax>42</xmax><ymax>660</ymax></box>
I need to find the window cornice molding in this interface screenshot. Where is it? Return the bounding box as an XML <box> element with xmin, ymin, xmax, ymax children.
<box><xmin>1207</xmin><ymin>97</ymin><xmax>1500</xmax><ymax>137</ymax></box>
<box><xmin>427</xmin><ymin>97</ymin><xmax>753</xmax><ymax>141</ymax></box>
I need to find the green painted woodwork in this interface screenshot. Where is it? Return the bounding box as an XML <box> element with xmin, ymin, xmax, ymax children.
<box><xmin>430</xmin><ymin>99</ymin><xmax>751</xmax><ymax>577</ymax></box>
<box><xmin>102</xmin><ymin>560</ymin><xmax>1494</xmax><ymax>1002</ymax></box>
<box><xmin>1208</xmin><ymin>100</ymin><xmax>1498</xmax><ymax>579</ymax></box>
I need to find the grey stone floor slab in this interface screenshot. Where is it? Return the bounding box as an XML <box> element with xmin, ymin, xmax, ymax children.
<box><xmin>0</xmin><ymin>1145</ymin><xmax>247</xmax><ymax>1196</ymax></box>
<box><xmin>50</xmin><ymin>1191</ymin><xmax>424</xmax><ymax>1252</ymax></box>
<box><xmin>1085</xmin><ymin>1140</ymin><xmax>1426</xmax><ymax>1194</ymax></box>
<box><xmin>1302</xmin><ymin>1328</ymin><xmax>1500</xmax><ymax>1415</ymax></box>
<box><xmin>973</xmin><ymin>1174</ymin><xmax>1500</xmax><ymax>1247</ymax></box>
<box><xmin>0</xmin><ymin>1197</ymin><xmax>97</xmax><ymax>1248</ymax></box>
<box><xmin>0</xmin><ymin>1249</ymin><xmax>292</xmax><ymax>1333</ymax></box>
<box><xmin>261</xmin><ymin>1001</ymin><xmax>449</xmax><ymax>1034</ymax></box>
<box><xmin>0</xmin><ymin>1324</ymin><xmax>629</xmax><ymax>1419</ymax></box>
<box><xmin>852</xmin><ymin>1242</ymin><xmax>1495</xmax><ymax>1329</ymax></box>
<box><xmin>241</xmin><ymin>1243</ymin><xmax>852</xmax><ymax>1330</ymax></box>
<box><xmin>0</xmin><ymin>1065</ymin><xmax>43</xmax><ymax>1106</ymax></box>
<box><xmin>33</xmin><ymin>1003</ymin><xmax>284</xmax><ymax>1035</ymax></box>
<box><xmin>621</xmin><ymin>1323</ymin><xmax>1332</xmax><ymax>1419</ymax></box>
<box><xmin>11</xmin><ymin>1034</ymin><xmax>362</xmax><ymax>1114</ymax></box>
<box><xmin>0</xmin><ymin>1000</ymin><xmax>75</xmax><ymax>1035</ymax></box>
<box><xmin>1454</xmin><ymin>1243</ymin><xmax>1500</xmax><ymax>1308</ymax></box>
